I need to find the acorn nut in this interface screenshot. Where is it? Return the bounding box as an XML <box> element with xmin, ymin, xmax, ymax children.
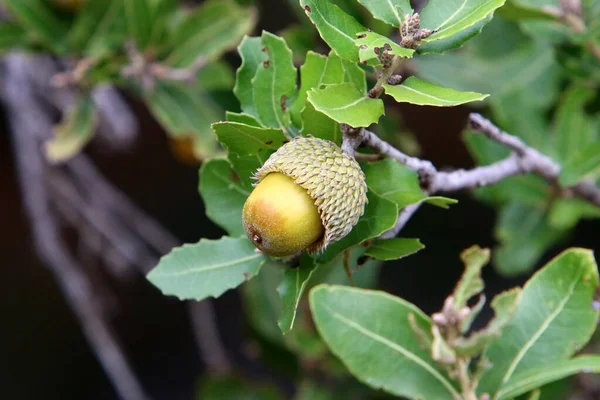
<box><xmin>242</xmin><ymin>136</ymin><xmax>368</xmax><ymax>257</ymax></box>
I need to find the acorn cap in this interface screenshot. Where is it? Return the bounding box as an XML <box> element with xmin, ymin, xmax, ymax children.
<box><xmin>254</xmin><ymin>136</ymin><xmax>368</xmax><ymax>253</ymax></box>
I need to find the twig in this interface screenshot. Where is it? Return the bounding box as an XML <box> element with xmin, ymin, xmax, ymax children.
<box><xmin>121</xmin><ymin>41</ymin><xmax>207</xmax><ymax>90</ymax></box>
<box><xmin>188</xmin><ymin>301</ymin><xmax>232</xmax><ymax>375</ymax></box>
<box><xmin>380</xmin><ymin>203</ymin><xmax>423</xmax><ymax>239</ymax></box>
<box><xmin>345</xmin><ymin>113</ymin><xmax>600</xmax><ymax>238</ymax></box>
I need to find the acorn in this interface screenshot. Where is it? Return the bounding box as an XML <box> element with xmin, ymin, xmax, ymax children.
<box><xmin>242</xmin><ymin>136</ymin><xmax>368</xmax><ymax>257</ymax></box>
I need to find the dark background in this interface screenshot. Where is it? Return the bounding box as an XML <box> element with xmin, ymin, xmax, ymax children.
<box><xmin>2</xmin><ymin>1</ymin><xmax>599</xmax><ymax>399</ymax></box>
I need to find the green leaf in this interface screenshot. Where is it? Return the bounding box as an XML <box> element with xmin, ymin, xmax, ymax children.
<box><xmin>301</xmin><ymin>103</ymin><xmax>343</xmax><ymax>145</ymax></box>
<box><xmin>362</xmin><ymin>158</ymin><xmax>425</xmax><ymax>208</ymax></box>
<box><xmin>308</xmin><ymin>83</ymin><xmax>384</xmax><ymax>128</ymax></box>
<box><xmin>145</xmin><ymin>82</ymin><xmax>222</xmax><ymax>159</ymax></box>
<box><xmin>147</xmin><ymin>236</ymin><xmax>266</xmax><ymax>301</ymax></box>
<box><xmin>355</xmin><ymin>31</ymin><xmax>414</xmax><ymax>65</ymax></box>
<box><xmin>242</xmin><ymin>259</ymin><xmax>285</xmax><ymax>344</ymax></box>
<box><xmin>234</xmin><ymin>36</ymin><xmax>265</xmax><ymax>117</ymax></box>
<box><xmin>498</xmin><ymin>355</ymin><xmax>600</xmax><ymax>399</ymax></box>
<box><xmin>83</xmin><ymin>0</ymin><xmax>127</xmax><ymax>58</ymax></box>
<box><xmin>291</xmin><ymin>51</ymin><xmax>365</xmax><ymax>128</ymax></box>
<box><xmin>497</xmin><ymin>0</ymin><xmax>559</xmax><ymax>21</ymax></box>
<box><xmin>553</xmin><ymin>85</ymin><xmax>597</xmax><ymax>165</ymax></box>
<box><xmin>365</xmin><ymin>238</ymin><xmax>424</xmax><ymax>261</ymax></box>
<box><xmin>4</xmin><ymin>0</ymin><xmax>68</xmax><ymax>53</ymax></box>
<box><xmin>68</xmin><ymin>1</ymin><xmax>115</xmax><ymax>52</ymax></box>
<box><xmin>277</xmin><ymin>256</ymin><xmax>318</xmax><ymax>334</ymax></box>
<box><xmin>310</xmin><ymin>285</ymin><xmax>460</xmax><ymax>399</ymax></box>
<box><xmin>124</xmin><ymin>0</ymin><xmax>153</xmax><ymax>49</ymax></box>
<box><xmin>198</xmin><ymin>159</ymin><xmax>249</xmax><ymax>237</ymax></box>
<box><xmin>299</xmin><ymin>0</ymin><xmax>367</xmax><ymax>61</ymax></box>
<box><xmin>493</xmin><ymin>203</ymin><xmax>564</xmax><ymax>276</ymax></box>
<box><xmin>454</xmin><ymin>288</ymin><xmax>521</xmax><ymax>356</ymax></box>
<box><xmin>559</xmin><ymin>143</ymin><xmax>600</xmax><ymax>187</ymax></box>
<box><xmin>383</xmin><ymin>77</ymin><xmax>488</xmax><ymax>107</ymax></box>
<box><xmin>166</xmin><ymin>0</ymin><xmax>256</xmax><ymax>67</ymax></box>
<box><xmin>478</xmin><ymin>248</ymin><xmax>600</xmax><ymax>397</ymax></box>
<box><xmin>45</xmin><ymin>95</ymin><xmax>98</xmax><ymax>163</ymax></box>
<box><xmin>420</xmin><ymin>0</ymin><xmax>506</xmax><ymax>45</ymax></box>
<box><xmin>226</xmin><ymin>111</ymin><xmax>262</xmax><ymax>127</ymax></box>
<box><xmin>252</xmin><ymin>31</ymin><xmax>298</xmax><ymax>133</ymax></box>
<box><xmin>356</xmin><ymin>0</ymin><xmax>412</xmax><ymax>27</ymax></box>
<box><xmin>415</xmin><ymin>17</ymin><xmax>561</xmax><ymax>110</ymax></box>
<box><xmin>453</xmin><ymin>245</ymin><xmax>490</xmax><ymax>310</ymax></box>
<box><xmin>548</xmin><ymin>198</ymin><xmax>600</xmax><ymax>231</ymax></box>
<box><xmin>0</xmin><ymin>22</ymin><xmax>28</xmax><ymax>53</ymax></box>
<box><xmin>212</xmin><ymin>122</ymin><xmax>288</xmax><ymax>189</ymax></box>
<box><xmin>418</xmin><ymin>15</ymin><xmax>492</xmax><ymax>54</ymax></box>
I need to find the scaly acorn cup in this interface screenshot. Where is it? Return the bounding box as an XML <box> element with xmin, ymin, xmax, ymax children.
<box><xmin>242</xmin><ymin>136</ymin><xmax>368</xmax><ymax>257</ymax></box>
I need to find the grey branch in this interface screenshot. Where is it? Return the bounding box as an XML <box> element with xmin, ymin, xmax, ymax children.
<box><xmin>345</xmin><ymin>113</ymin><xmax>600</xmax><ymax>238</ymax></box>
<box><xmin>2</xmin><ymin>53</ymin><xmax>152</xmax><ymax>400</ymax></box>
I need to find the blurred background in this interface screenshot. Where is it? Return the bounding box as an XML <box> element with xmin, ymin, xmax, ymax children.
<box><xmin>1</xmin><ymin>0</ymin><xmax>599</xmax><ymax>399</ymax></box>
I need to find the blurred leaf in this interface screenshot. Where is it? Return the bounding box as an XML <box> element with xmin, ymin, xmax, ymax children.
<box><xmin>198</xmin><ymin>159</ymin><xmax>249</xmax><ymax>237</ymax></box>
<box><xmin>356</xmin><ymin>0</ymin><xmax>412</xmax><ymax>27</ymax></box>
<box><xmin>553</xmin><ymin>85</ymin><xmax>597</xmax><ymax>165</ymax></box>
<box><xmin>4</xmin><ymin>0</ymin><xmax>68</xmax><ymax>53</ymax></box>
<box><xmin>365</xmin><ymin>238</ymin><xmax>424</xmax><ymax>261</ymax></box>
<box><xmin>383</xmin><ymin>77</ymin><xmax>488</xmax><ymax>106</ymax></box>
<box><xmin>308</xmin><ymin>83</ymin><xmax>384</xmax><ymax>128</ymax></box>
<box><xmin>279</xmin><ymin>24</ymin><xmax>316</xmax><ymax>64</ymax></box>
<box><xmin>166</xmin><ymin>0</ymin><xmax>256</xmax><ymax>66</ymax></box>
<box><xmin>355</xmin><ymin>31</ymin><xmax>414</xmax><ymax>66</ymax></box>
<box><xmin>243</xmin><ymin>259</ymin><xmax>285</xmax><ymax>344</ymax></box>
<box><xmin>498</xmin><ymin>355</ymin><xmax>600</xmax><ymax>399</ymax></box>
<box><xmin>277</xmin><ymin>256</ymin><xmax>318</xmax><ymax>333</ymax></box>
<box><xmin>308</xmin><ymin>246</ymin><xmax>382</xmax><ymax>289</ymax></box>
<box><xmin>559</xmin><ymin>143</ymin><xmax>600</xmax><ymax>187</ymax></box>
<box><xmin>453</xmin><ymin>245</ymin><xmax>490</xmax><ymax>310</ymax></box>
<box><xmin>494</xmin><ymin>203</ymin><xmax>564</xmax><ymax>276</ymax></box>
<box><xmin>431</xmin><ymin>325</ymin><xmax>456</xmax><ymax>364</ymax></box>
<box><xmin>68</xmin><ymin>1</ymin><xmax>116</xmax><ymax>52</ymax></box>
<box><xmin>310</xmin><ymin>285</ymin><xmax>460</xmax><ymax>399</ymax></box>
<box><xmin>212</xmin><ymin>122</ymin><xmax>287</xmax><ymax>189</ymax></box>
<box><xmin>497</xmin><ymin>0</ymin><xmax>558</xmax><ymax>21</ymax></box>
<box><xmin>416</xmin><ymin>17</ymin><xmax>561</xmax><ymax>110</ymax></box>
<box><xmin>252</xmin><ymin>32</ymin><xmax>297</xmax><ymax>133</ymax></box>
<box><xmin>198</xmin><ymin>61</ymin><xmax>235</xmax><ymax>91</ymax></box>
<box><xmin>300</xmin><ymin>103</ymin><xmax>343</xmax><ymax>144</ymax></box>
<box><xmin>420</xmin><ymin>0</ymin><xmax>506</xmax><ymax>47</ymax></box>
<box><xmin>123</xmin><ymin>0</ymin><xmax>153</xmax><ymax>49</ymax></box>
<box><xmin>234</xmin><ymin>36</ymin><xmax>265</xmax><ymax>118</ymax></box>
<box><xmin>83</xmin><ymin>0</ymin><xmax>127</xmax><ymax>58</ymax></box>
<box><xmin>478</xmin><ymin>248</ymin><xmax>600</xmax><ymax>397</ymax></box>
<box><xmin>198</xmin><ymin>374</ymin><xmax>283</xmax><ymax>400</ymax></box>
<box><xmin>548</xmin><ymin>197</ymin><xmax>600</xmax><ymax>230</ymax></box>
<box><xmin>454</xmin><ymin>288</ymin><xmax>521</xmax><ymax>356</ymax></box>
<box><xmin>242</xmin><ymin>258</ymin><xmax>286</xmax><ymax>344</ymax></box>
<box><xmin>45</xmin><ymin>95</ymin><xmax>98</xmax><ymax>163</ymax></box>
<box><xmin>299</xmin><ymin>0</ymin><xmax>367</xmax><ymax>61</ymax></box>
<box><xmin>0</xmin><ymin>22</ymin><xmax>28</xmax><ymax>53</ymax></box>
<box><xmin>294</xmin><ymin>380</ymin><xmax>335</xmax><ymax>400</ymax></box>
<box><xmin>145</xmin><ymin>82</ymin><xmax>222</xmax><ymax>160</ymax></box>
<box><xmin>147</xmin><ymin>236</ymin><xmax>266</xmax><ymax>301</ymax></box>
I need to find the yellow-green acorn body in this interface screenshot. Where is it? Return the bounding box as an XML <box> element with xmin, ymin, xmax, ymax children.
<box><xmin>242</xmin><ymin>136</ymin><xmax>368</xmax><ymax>257</ymax></box>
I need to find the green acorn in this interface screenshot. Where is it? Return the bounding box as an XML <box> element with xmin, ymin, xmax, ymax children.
<box><xmin>242</xmin><ymin>136</ymin><xmax>368</xmax><ymax>257</ymax></box>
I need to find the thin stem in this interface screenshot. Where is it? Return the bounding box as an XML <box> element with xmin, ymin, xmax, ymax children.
<box><xmin>457</xmin><ymin>358</ymin><xmax>477</xmax><ymax>400</ymax></box>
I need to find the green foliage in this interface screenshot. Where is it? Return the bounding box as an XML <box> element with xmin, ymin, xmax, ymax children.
<box><xmin>16</xmin><ymin>0</ymin><xmax>597</xmax><ymax>397</ymax></box>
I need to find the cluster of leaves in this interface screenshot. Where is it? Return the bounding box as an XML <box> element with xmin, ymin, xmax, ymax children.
<box><xmin>1</xmin><ymin>0</ymin><xmax>256</xmax><ymax>161</ymax></box>
<box><xmin>415</xmin><ymin>0</ymin><xmax>600</xmax><ymax>275</ymax></box>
